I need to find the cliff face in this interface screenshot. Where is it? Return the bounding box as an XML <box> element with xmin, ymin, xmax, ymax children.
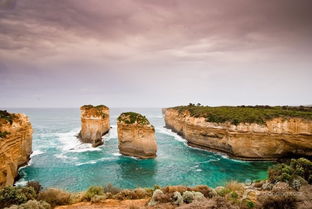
<box><xmin>117</xmin><ymin>112</ymin><xmax>157</xmax><ymax>159</ymax></box>
<box><xmin>164</xmin><ymin>108</ymin><xmax>312</xmax><ymax>160</ymax></box>
<box><xmin>0</xmin><ymin>112</ymin><xmax>32</xmax><ymax>188</ymax></box>
<box><xmin>79</xmin><ymin>105</ymin><xmax>110</xmax><ymax>147</ymax></box>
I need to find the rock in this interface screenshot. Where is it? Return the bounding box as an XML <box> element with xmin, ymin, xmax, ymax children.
<box><xmin>117</xmin><ymin>112</ymin><xmax>157</xmax><ymax>159</ymax></box>
<box><xmin>163</xmin><ymin>108</ymin><xmax>312</xmax><ymax>160</ymax></box>
<box><xmin>78</xmin><ymin>105</ymin><xmax>110</xmax><ymax>147</ymax></box>
<box><xmin>0</xmin><ymin>110</ymin><xmax>32</xmax><ymax>188</ymax></box>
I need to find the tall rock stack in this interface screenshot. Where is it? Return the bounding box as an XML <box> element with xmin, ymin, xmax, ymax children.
<box><xmin>0</xmin><ymin>110</ymin><xmax>32</xmax><ymax>188</ymax></box>
<box><xmin>79</xmin><ymin>105</ymin><xmax>110</xmax><ymax>147</ymax></box>
<box><xmin>117</xmin><ymin>112</ymin><xmax>157</xmax><ymax>159</ymax></box>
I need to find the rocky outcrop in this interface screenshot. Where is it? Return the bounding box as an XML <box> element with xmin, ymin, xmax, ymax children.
<box><xmin>117</xmin><ymin>112</ymin><xmax>157</xmax><ymax>159</ymax></box>
<box><xmin>0</xmin><ymin>110</ymin><xmax>32</xmax><ymax>188</ymax></box>
<box><xmin>78</xmin><ymin>105</ymin><xmax>110</xmax><ymax>147</ymax></box>
<box><xmin>164</xmin><ymin>108</ymin><xmax>312</xmax><ymax>160</ymax></box>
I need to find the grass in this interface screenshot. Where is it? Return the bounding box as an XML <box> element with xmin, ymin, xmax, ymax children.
<box><xmin>118</xmin><ymin>112</ymin><xmax>150</xmax><ymax>125</ymax></box>
<box><xmin>0</xmin><ymin>110</ymin><xmax>16</xmax><ymax>124</ymax></box>
<box><xmin>171</xmin><ymin>104</ymin><xmax>312</xmax><ymax>125</ymax></box>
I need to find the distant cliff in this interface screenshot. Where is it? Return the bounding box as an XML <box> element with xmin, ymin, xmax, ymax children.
<box><xmin>163</xmin><ymin>105</ymin><xmax>312</xmax><ymax>160</ymax></box>
<box><xmin>0</xmin><ymin>110</ymin><xmax>32</xmax><ymax>188</ymax></box>
<box><xmin>79</xmin><ymin>105</ymin><xmax>110</xmax><ymax>147</ymax></box>
<box><xmin>117</xmin><ymin>112</ymin><xmax>157</xmax><ymax>159</ymax></box>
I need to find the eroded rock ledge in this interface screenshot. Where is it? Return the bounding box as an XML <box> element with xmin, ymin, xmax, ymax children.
<box><xmin>117</xmin><ymin>112</ymin><xmax>157</xmax><ymax>159</ymax></box>
<box><xmin>78</xmin><ymin>105</ymin><xmax>110</xmax><ymax>147</ymax></box>
<box><xmin>163</xmin><ymin>106</ymin><xmax>312</xmax><ymax>160</ymax></box>
<box><xmin>0</xmin><ymin>110</ymin><xmax>32</xmax><ymax>188</ymax></box>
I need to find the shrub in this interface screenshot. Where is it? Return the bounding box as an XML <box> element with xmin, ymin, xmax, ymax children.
<box><xmin>230</xmin><ymin>192</ymin><xmax>238</xmax><ymax>199</ymax></box>
<box><xmin>261</xmin><ymin>193</ymin><xmax>297</xmax><ymax>209</ymax></box>
<box><xmin>83</xmin><ymin>186</ymin><xmax>104</xmax><ymax>201</ymax></box>
<box><xmin>4</xmin><ymin>200</ymin><xmax>51</xmax><ymax>209</ymax></box>
<box><xmin>215</xmin><ymin>187</ymin><xmax>231</xmax><ymax>197</ymax></box>
<box><xmin>90</xmin><ymin>194</ymin><xmax>107</xmax><ymax>203</ymax></box>
<box><xmin>0</xmin><ymin>186</ymin><xmax>36</xmax><ymax>208</ymax></box>
<box><xmin>246</xmin><ymin>200</ymin><xmax>255</xmax><ymax>208</ymax></box>
<box><xmin>182</xmin><ymin>191</ymin><xmax>205</xmax><ymax>204</ymax></box>
<box><xmin>191</xmin><ymin>185</ymin><xmax>215</xmax><ymax>198</ymax></box>
<box><xmin>225</xmin><ymin>181</ymin><xmax>244</xmax><ymax>194</ymax></box>
<box><xmin>117</xmin><ymin>112</ymin><xmax>150</xmax><ymax>125</ymax></box>
<box><xmin>38</xmin><ymin>188</ymin><xmax>70</xmax><ymax>207</ymax></box>
<box><xmin>269</xmin><ymin>158</ymin><xmax>312</xmax><ymax>187</ymax></box>
<box><xmin>26</xmin><ymin>182</ymin><xmax>42</xmax><ymax>194</ymax></box>
<box><xmin>103</xmin><ymin>184</ymin><xmax>121</xmax><ymax>195</ymax></box>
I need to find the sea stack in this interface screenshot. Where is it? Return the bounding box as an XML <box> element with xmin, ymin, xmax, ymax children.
<box><xmin>117</xmin><ymin>112</ymin><xmax>157</xmax><ymax>159</ymax></box>
<box><xmin>0</xmin><ymin>110</ymin><xmax>32</xmax><ymax>188</ymax></box>
<box><xmin>79</xmin><ymin>105</ymin><xmax>110</xmax><ymax>147</ymax></box>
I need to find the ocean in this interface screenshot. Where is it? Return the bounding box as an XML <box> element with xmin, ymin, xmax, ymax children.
<box><xmin>6</xmin><ymin>108</ymin><xmax>272</xmax><ymax>192</ymax></box>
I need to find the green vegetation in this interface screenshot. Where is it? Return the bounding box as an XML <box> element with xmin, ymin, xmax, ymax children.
<box><xmin>81</xmin><ymin>104</ymin><xmax>108</xmax><ymax>110</ymax></box>
<box><xmin>81</xmin><ymin>105</ymin><xmax>108</xmax><ymax>118</ymax></box>
<box><xmin>0</xmin><ymin>131</ymin><xmax>10</xmax><ymax>139</ymax></box>
<box><xmin>0</xmin><ymin>186</ymin><xmax>36</xmax><ymax>208</ymax></box>
<box><xmin>172</xmin><ymin>104</ymin><xmax>312</xmax><ymax>125</ymax></box>
<box><xmin>0</xmin><ymin>110</ymin><xmax>16</xmax><ymax>124</ymax></box>
<box><xmin>83</xmin><ymin>186</ymin><xmax>104</xmax><ymax>201</ymax></box>
<box><xmin>269</xmin><ymin>157</ymin><xmax>312</xmax><ymax>185</ymax></box>
<box><xmin>118</xmin><ymin>112</ymin><xmax>150</xmax><ymax>125</ymax></box>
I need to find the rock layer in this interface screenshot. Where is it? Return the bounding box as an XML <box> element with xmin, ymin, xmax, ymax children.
<box><xmin>0</xmin><ymin>111</ymin><xmax>32</xmax><ymax>188</ymax></box>
<box><xmin>79</xmin><ymin>105</ymin><xmax>110</xmax><ymax>147</ymax></box>
<box><xmin>164</xmin><ymin>108</ymin><xmax>312</xmax><ymax>160</ymax></box>
<box><xmin>117</xmin><ymin>112</ymin><xmax>157</xmax><ymax>158</ymax></box>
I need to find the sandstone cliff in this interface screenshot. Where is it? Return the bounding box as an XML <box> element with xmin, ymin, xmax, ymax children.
<box><xmin>164</xmin><ymin>107</ymin><xmax>312</xmax><ymax>160</ymax></box>
<box><xmin>0</xmin><ymin>110</ymin><xmax>32</xmax><ymax>188</ymax></box>
<box><xmin>117</xmin><ymin>112</ymin><xmax>157</xmax><ymax>159</ymax></box>
<box><xmin>79</xmin><ymin>105</ymin><xmax>110</xmax><ymax>147</ymax></box>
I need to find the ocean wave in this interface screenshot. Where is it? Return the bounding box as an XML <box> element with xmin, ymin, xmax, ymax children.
<box><xmin>112</xmin><ymin>152</ymin><xmax>121</xmax><ymax>156</ymax></box>
<box><xmin>156</xmin><ymin>127</ymin><xmax>186</xmax><ymax>142</ymax></box>
<box><xmin>76</xmin><ymin>157</ymin><xmax>115</xmax><ymax>166</ymax></box>
<box><xmin>31</xmin><ymin>150</ymin><xmax>44</xmax><ymax>157</ymax></box>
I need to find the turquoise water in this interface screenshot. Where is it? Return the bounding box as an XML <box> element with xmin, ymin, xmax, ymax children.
<box><xmin>8</xmin><ymin>108</ymin><xmax>272</xmax><ymax>192</ymax></box>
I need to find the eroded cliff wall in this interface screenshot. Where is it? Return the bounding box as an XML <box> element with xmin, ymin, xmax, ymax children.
<box><xmin>164</xmin><ymin>108</ymin><xmax>312</xmax><ymax>160</ymax></box>
<box><xmin>0</xmin><ymin>112</ymin><xmax>32</xmax><ymax>188</ymax></box>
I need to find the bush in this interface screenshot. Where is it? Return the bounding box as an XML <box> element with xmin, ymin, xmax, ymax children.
<box><xmin>83</xmin><ymin>186</ymin><xmax>104</xmax><ymax>201</ymax></box>
<box><xmin>90</xmin><ymin>194</ymin><xmax>107</xmax><ymax>203</ymax></box>
<box><xmin>0</xmin><ymin>186</ymin><xmax>36</xmax><ymax>208</ymax></box>
<box><xmin>191</xmin><ymin>185</ymin><xmax>215</xmax><ymax>198</ymax></box>
<box><xmin>38</xmin><ymin>188</ymin><xmax>70</xmax><ymax>207</ymax></box>
<box><xmin>246</xmin><ymin>200</ymin><xmax>255</xmax><ymax>208</ymax></box>
<box><xmin>26</xmin><ymin>182</ymin><xmax>42</xmax><ymax>194</ymax></box>
<box><xmin>103</xmin><ymin>184</ymin><xmax>121</xmax><ymax>195</ymax></box>
<box><xmin>261</xmin><ymin>193</ymin><xmax>297</xmax><ymax>209</ymax></box>
<box><xmin>269</xmin><ymin>158</ymin><xmax>312</xmax><ymax>187</ymax></box>
<box><xmin>4</xmin><ymin>200</ymin><xmax>51</xmax><ymax>209</ymax></box>
<box><xmin>215</xmin><ymin>187</ymin><xmax>231</xmax><ymax>197</ymax></box>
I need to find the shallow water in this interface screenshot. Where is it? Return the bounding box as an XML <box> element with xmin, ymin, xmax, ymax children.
<box><xmin>7</xmin><ymin>108</ymin><xmax>272</xmax><ymax>192</ymax></box>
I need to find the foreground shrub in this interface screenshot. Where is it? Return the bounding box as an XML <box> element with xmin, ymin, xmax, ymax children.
<box><xmin>0</xmin><ymin>186</ymin><xmax>36</xmax><ymax>208</ymax></box>
<box><xmin>191</xmin><ymin>185</ymin><xmax>215</xmax><ymax>198</ymax></box>
<box><xmin>83</xmin><ymin>186</ymin><xmax>104</xmax><ymax>201</ymax></box>
<box><xmin>269</xmin><ymin>158</ymin><xmax>312</xmax><ymax>187</ymax></box>
<box><xmin>103</xmin><ymin>184</ymin><xmax>121</xmax><ymax>195</ymax></box>
<box><xmin>38</xmin><ymin>188</ymin><xmax>70</xmax><ymax>207</ymax></box>
<box><xmin>26</xmin><ymin>182</ymin><xmax>42</xmax><ymax>194</ymax></box>
<box><xmin>4</xmin><ymin>200</ymin><xmax>51</xmax><ymax>209</ymax></box>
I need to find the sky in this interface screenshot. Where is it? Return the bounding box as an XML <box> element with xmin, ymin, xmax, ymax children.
<box><xmin>0</xmin><ymin>0</ymin><xmax>312</xmax><ymax>108</ymax></box>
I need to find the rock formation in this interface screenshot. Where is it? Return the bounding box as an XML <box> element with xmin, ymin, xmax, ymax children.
<box><xmin>117</xmin><ymin>112</ymin><xmax>157</xmax><ymax>159</ymax></box>
<box><xmin>0</xmin><ymin>110</ymin><xmax>32</xmax><ymax>188</ymax></box>
<box><xmin>163</xmin><ymin>107</ymin><xmax>312</xmax><ymax>160</ymax></box>
<box><xmin>79</xmin><ymin>105</ymin><xmax>110</xmax><ymax>147</ymax></box>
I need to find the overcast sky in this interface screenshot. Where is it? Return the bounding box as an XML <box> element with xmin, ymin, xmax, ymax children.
<box><xmin>0</xmin><ymin>0</ymin><xmax>311</xmax><ymax>108</ymax></box>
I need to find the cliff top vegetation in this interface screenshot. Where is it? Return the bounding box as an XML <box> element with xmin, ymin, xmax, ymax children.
<box><xmin>171</xmin><ymin>104</ymin><xmax>312</xmax><ymax>125</ymax></box>
<box><xmin>80</xmin><ymin>105</ymin><xmax>108</xmax><ymax>110</ymax></box>
<box><xmin>80</xmin><ymin>105</ymin><xmax>109</xmax><ymax>118</ymax></box>
<box><xmin>118</xmin><ymin>112</ymin><xmax>150</xmax><ymax>125</ymax></box>
<box><xmin>0</xmin><ymin>110</ymin><xmax>16</xmax><ymax>125</ymax></box>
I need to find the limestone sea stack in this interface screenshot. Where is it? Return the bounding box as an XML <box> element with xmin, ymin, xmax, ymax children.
<box><xmin>78</xmin><ymin>105</ymin><xmax>110</xmax><ymax>147</ymax></box>
<box><xmin>164</xmin><ymin>105</ymin><xmax>312</xmax><ymax>161</ymax></box>
<box><xmin>117</xmin><ymin>112</ymin><xmax>157</xmax><ymax>159</ymax></box>
<box><xmin>0</xmin><ymin>110</ymin><xmax>32</xmax><ymax>188</ymax></box>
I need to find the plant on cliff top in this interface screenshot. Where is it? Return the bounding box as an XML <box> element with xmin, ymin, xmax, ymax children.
<box><xmin>0</xmin><ymin>110</ymin><xmax>16</xmax><ymax>124</ymax></box>
<box><xmin>0</xmin><ymin>131</ymin><xmax>10</xmax><ymax>139</ymax></box>
<box><xmin>83</xmin><ymin>186</ymin><xmax>104</xmax><ymax>201</ymax></box>
<box><xmin>172</xmin><ymin>105</ymin><xmax>312</xmax><ymax>125</ymax></box>
<box><xmin>117</xmin><ymin>112</ymin><xmax>150</xmax><ymax>125</ymax></box>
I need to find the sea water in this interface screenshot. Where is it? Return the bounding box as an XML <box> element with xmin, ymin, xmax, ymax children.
<box><xmin>7</xmin><ymin>108</ymin><xmax>272</xmax><ymax>192</ymax></box>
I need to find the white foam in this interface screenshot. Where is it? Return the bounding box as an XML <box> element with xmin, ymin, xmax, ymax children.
<box><xmin>156</xmin><ymin>127</ymin><xmax>186</xmax><ymax>142</ymax></box>
<box><xmin>104</xmin><ymin>125</ymin><xmax>118</xmax><ymax>141</ymax></box>
<box><xmin>112</xmin><ymin>152</ymin><xmax>121</xmax><ymax>156</ymax></box>
<box><xmin>31</xmin><ymin>150</ymin><xmax>44</xmax><ymax>157</ymax></box>
<box><xmin>196</xmin><ymin>169</ymin><xmax>202</xmax><ymax>172</ymax></box>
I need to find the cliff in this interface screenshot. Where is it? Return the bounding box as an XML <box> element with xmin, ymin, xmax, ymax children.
<box><xmin>164</xmin><ymin>106</ymin><xmax>312</xmax><ymax>160</ymax></box>
<box><xmin>117</xmin><ymin>112</ymin><xmax>157</xmax><ymax>159</ymax></box>
<box><xmin>0</xmin><ymin>110</ymin><xmax>32</xmax><ymax>188</ymax></box>
<box><xmin>79</xmin><ymin>105</ymin><xmax>110</xmax><ymax>147</ymax></box>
